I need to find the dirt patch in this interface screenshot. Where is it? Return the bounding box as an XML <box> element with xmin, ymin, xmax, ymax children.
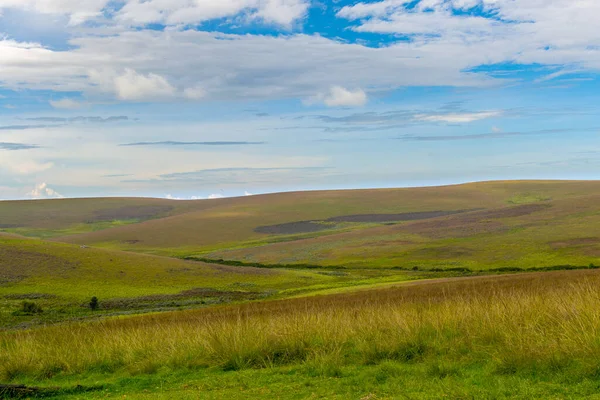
<box><xmin>326</xmin><ymin>210</ymin><xmax>475</xmax><ymax>223</ymax></box>
<box><xmin>88</xmin><ymin>205</ymin><xmax>174</xmax><ymax>222</ymax></box>
<box><xmin>255</xmin><ymin>221</ymin><xmax>335</xmax><ymax>235</ymax></box>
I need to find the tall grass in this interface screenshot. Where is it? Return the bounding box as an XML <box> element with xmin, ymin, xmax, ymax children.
<box><xmin>3</xmin><ymin>270</ymin><xmax>600</xmax><ymax>381</ymax></box>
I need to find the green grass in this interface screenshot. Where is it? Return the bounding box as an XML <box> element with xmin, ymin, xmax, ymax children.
<box><xmin>5</xmin><ymin>181</ymin><xmax>600</xmax><ymax>397</ymax></box>
<box><xmin>0</xmin><ymin>235</ymin><xmax>355</xmax><ymax>329</ymax></box>
<box><xmin>0</xmin><ymin>219</ymin><xmax>142</xmax><ymax>239</ymax></box>
<box><xmin>3</xmin><ymin>269</ymin><xmax>600</xmax><ymax>399</ymax></box>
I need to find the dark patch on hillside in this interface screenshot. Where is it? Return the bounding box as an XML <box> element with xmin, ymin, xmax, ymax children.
<box><xmin>0</xmin><ymin>224</ymin><xmax>19</xmax><ymax>229</ymax></box>
<box><xmin>326</xmin><ymin>210</ymin><xmax>475</xmax><ymax>223</ymax></box>
<box><xmin>3</xmin><ymin>293</ymin><xmax>58</xmax><ymax>300</ymax></box>
<box><xmin>89</xmin><ymin>205</ymin><xmax>174</xmax><ymax>222</ymax></box>
<box><xmin>99</xmin><ymin>288</ymin><xmax>262</xmax><ymax>311</ymax></box>
<box><xmin>255</xmin><ymin>209</ymin><xmax>479</xmax><ymax>235</ymax></box>
<box><xmin>255</xmin><ymin>221</ymin><xmax>334</xmax><ymax>235</ymax></box>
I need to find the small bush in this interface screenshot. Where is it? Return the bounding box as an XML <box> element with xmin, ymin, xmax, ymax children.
<box><xmin>13</xmin><ymin>301</ymin><xmax>43</xmax><ymax>316</ymax></box>
<box><xmin>89</xmin><ymin>296</ymin><xmax>99</xmax><ymax>311</ymax></box>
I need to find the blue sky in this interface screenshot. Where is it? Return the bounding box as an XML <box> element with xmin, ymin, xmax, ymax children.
<box><xmin>0</xmin><ymin>0</ymin><xmax>599</xmax><ymax>200</ymax></box>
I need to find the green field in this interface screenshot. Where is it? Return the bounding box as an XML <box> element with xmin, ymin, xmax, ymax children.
<box><xmin>3</xmin><ymin>180</ymin><xmax>600</xmax><ymax>398</ymax></box>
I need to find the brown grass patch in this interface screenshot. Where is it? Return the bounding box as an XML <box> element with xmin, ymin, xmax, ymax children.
<box><xmin>550</xmin><ymin>237</ymin><xmax>600</xmax><ymax>249</ymax></box>
<box><xmin>0</xmin><ymin>247</ymin><xmax>78</xmax><ymax>284</ymax></box>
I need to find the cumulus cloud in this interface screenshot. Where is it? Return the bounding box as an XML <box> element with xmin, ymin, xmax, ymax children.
<box><xmin>27</xmin><ymin>182</ymin><xmax>63</xmax><ymax>199</ymax></box>
<box><xmin>337</xmin><ymin>0</ymin><xmax>600</xmax><ymax>73</ymax></box>
<box><xmin>0</xmin><ymin>1</ymin><xmax>598</xmax><ymax>106</ymax></box>
<box><xmin>0</xmin><ymin>31</ymin><xmax>496</xmax><ymax>103</ymax></box>
<box><xmin>319</xmin><ymin>86</ymin><xmax>368</xmax><ymax>107</ymax></box>
<box><xmin>112</xmin><ymin>69</ymin><xmax>176</xmax><ymax>101</ymax></box>
<box><xmin>0</xmin><ymin>0</ymin><xmax>110</xmax><ymax>25</ymax></box>
<box><xmin>208</xmin><ymin>193</ymin><xmax>224</xmax><ymax>199</ymax></box>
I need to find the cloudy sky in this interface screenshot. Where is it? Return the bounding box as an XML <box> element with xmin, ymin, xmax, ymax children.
<box><xmin>0</xmin><ymin>0</ymin><xmax>599</xmax><ymax>200</ymax></box>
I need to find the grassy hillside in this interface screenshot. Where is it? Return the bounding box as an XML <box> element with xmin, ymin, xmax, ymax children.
<box><xmin>3</xmin><ymin>268</ymin><xmax>600</xmax><ymax>398</ymax></box>
<box><xmin>0</xmin><ymin>197</ymin><xmax>234</xmax><ymax>238</ymax></box>
<box><xmin>206</xmin><ymin>193</ymin><xmax>600</xmax><ymax>269</ymax></box>
<box><xmin>0</xmin><ymin>234</ymin><xmax>346</xmax><ymax>329</ymax></box>
<box><xmin>53</xmin><ymin>181</ymin><xmax>600</xmax><ymax>259</ymax></box>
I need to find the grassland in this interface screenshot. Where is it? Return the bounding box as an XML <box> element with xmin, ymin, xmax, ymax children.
<box><xmin>3</xmin><ymin>180</ymin><xmax>600</xmax><ymax>398</ymax></box>
<box><xmin>23</xmin><ymin>181</ymin><xmax>595</xmax><ymax>273</ymax></box>
<box><xmin>0</xmin><ymin>234</ymin><xmax>372</xmax><ymax>329</ymax></box>
<box><xmin>3</xmin><ymin>269</ymin><xmax>600</xmax><ymax>398</ymax></box>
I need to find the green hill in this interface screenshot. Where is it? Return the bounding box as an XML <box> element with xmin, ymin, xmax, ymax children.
<box><xmin>33</xmin><ymin>180</ymin><xmax>600</xmax><ymax>271</ymax></box>
<box><xmin>0</xmin><ymin>234</ymin><xmax>335</xmax><ymax>328</ymax></box>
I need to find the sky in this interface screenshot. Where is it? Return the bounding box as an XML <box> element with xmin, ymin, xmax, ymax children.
<box><xmin>0</xmin><ymin>0</ymin><xmax>599</xmax><ymax>200</ymax></box>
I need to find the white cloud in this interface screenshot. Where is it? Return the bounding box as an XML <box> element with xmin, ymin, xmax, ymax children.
<box><xmin>0</xmin><ymin>1</ymin><xmax>598</xmax><ymax>105</ymax></box>
<box><xmin>0</xmin><ymin>0</ymin><xmax>110</xmax><ymax>25</ymax></box>
<box><xmin>0</xmin><ymin>151</ymin><xmax>54</xmax><ymax>175</ymax></box>
<box><xmin>50</xmin><ymin>98</ymin><xmax>84</xmax><ymax>109</ymax></box>
<box><xmin>0</xmin><ymin>0</ymin><xmax>309</xmax><ymax>27</ymax></box>
<box><xmin>116</xmin><ymin>0</ymin><xmax>309</xmax><ymax>28</ymax></box>
<box><xmin>183</xmin><ymin>85</ymin><xmax>206</xmax><ymax>100</ymax></box>
<box><xmin>244</xmin><ymin>191</ymin><xmax>253</xmax><ymax>196</ymax></box>
<box><xmin>337</xmin><ymin>0</ymin><xmax>600</xmax><ymax>74</ymax></box>
<box><xmin>0</xmin><ymin>32</ymin><xmax>496</xmax><ymax>103</ymax></box>
<box><xmin>113</xmin><ymin>69</ymin><xmax>176</xmax><ymax>101</ymax></box>
<box><xmin>208</xmin><ymin>193</ymin><xmax>224</xmax><ymax>199</ymax></box>
<box><xmin>414</xmin><ymin>110</ymin><xmax>502</xmax><ymax>123</ymax></box>
<box><xmin>320</xmin><ymin>86</ymin><xmax>368</xmax><ymax>107</ymax></box>
<box><xmin>27</xmin><ymin>182</ymin><xmax>63</xmax><ymax>199</ymax></box>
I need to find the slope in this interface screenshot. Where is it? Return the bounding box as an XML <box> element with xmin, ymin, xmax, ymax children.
<box><xmin>55</xmin><ymin>180</ymin><xmax>600</xmax><ymax>256</ymax></box>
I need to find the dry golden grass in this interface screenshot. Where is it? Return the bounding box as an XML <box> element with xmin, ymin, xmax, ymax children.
<box><xmin>3</xmin><ymin>269</ymin><xmax>600</xmax><ymax>382</ymax></box>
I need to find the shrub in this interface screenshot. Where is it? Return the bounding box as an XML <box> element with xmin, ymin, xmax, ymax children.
<box><xmin>15</xmin><ymin>301</ymin><xmax>43</xmax><ymax>315</ymax></box>
<box><xmin>89</xmin><ymin>297</ymin><xmax>99</xmax><ymax>311</ymax></box>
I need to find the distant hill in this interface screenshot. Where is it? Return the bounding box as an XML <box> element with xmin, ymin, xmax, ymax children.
<box><xmin>3</xmin><ymin>180</ymin><xmax>600</xmax><ymax>270</ymax></box>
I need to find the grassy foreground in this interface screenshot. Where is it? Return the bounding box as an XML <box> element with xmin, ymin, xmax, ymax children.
<box><xmin>3</xmin><ymin>269</ymin><xmax>600</xmax><ymax>398</ymax></box>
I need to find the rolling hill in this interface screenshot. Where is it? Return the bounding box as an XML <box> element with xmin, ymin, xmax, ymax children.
<box><xmin>19</xmin><ymin>180</ymin><xmax>599</xmax><ymax>271</ymax></box>
<box><xmin>0</xmin><ymin>233</ymin><xmax>339</xmax><ymax>328</ymax></box>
